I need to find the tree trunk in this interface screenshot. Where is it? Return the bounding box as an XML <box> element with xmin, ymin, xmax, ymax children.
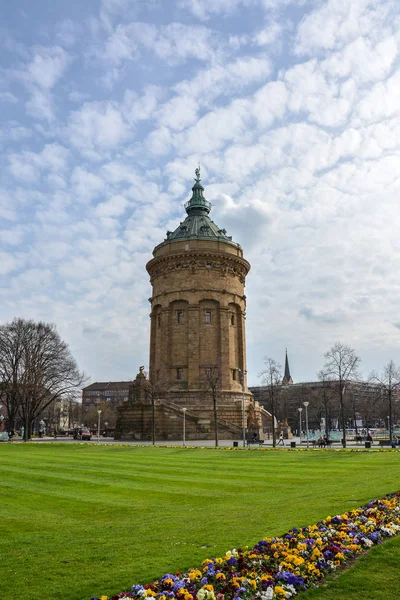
<box><xmin>213</xmin><ymin>395</ymin><xmax>219</xmax><ymax>447</ymax></box>
<box><xmin>325</xmin><ymin>405</ymin><xmax>330</xmax><ymax>441</ymax></box>
<box><xmin>340</xmin><ymin>390</ymin><xmax>346</xmax><ymax>448</ymax></box>
<box><xmin>23</xmin><ymin>416</ymin><xmax>29</xmax><ymax>441</ymax></box>
<box><xmin>271</xmin><ymin>394</ymin><xmax>276</xmax><ymax>447</ymax></box>
<box><xmin>152</xmin><ymin>398</ymin><xmax>155</xmax><ymax>446</ymax></box>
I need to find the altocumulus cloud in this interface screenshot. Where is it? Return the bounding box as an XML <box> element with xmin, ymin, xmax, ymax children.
<box><xmin>1</xmin><ymin>0</ymin><xmax>400</xmax><ymax>383</ymax></box>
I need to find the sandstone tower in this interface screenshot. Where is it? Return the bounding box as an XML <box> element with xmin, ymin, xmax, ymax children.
<box><xmin>115</xmin><ymin>169</ymin><xmax>271</xmax><ymax>441</ymax></box>
<box><xmin>146</xmin><ymin>168</ymin><xmax>251</xmax><ymax>408</ymax></box>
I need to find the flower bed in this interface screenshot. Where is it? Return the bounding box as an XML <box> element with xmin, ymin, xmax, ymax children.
<box><xmin>92</xmin><ymin>492</ymin><xmax>400</xmax><ymax>600</ymax></box>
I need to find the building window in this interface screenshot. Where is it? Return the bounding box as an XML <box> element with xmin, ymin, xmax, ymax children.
<box><xmin>232</xmin><ymin>369</ymin><xmax>237</xmax><ymax>381</ymax></box>
<box><xmin>158</xmin><ymin>314</ymin><xmax>161</xmax><ymax>327</ymax></box>
<box><xmin>177</xmin><ymin>310</ymin><xmax>183</xmax><ymax>323</ymax></box>
<box><xmin>177</xmin><ymin>368</ymin><xmax>183</xmax><ymax>380</ymax></box>
<box><xmin>205</xmin><ymin>367</ymin><xmax>212</xmax><ymax>377</ymax></box>
<box><xmin>205</xmin><ymin>310</ymin><xmax>211</xmax><ymax>323</ymax></box>
<box><xmin>231</xmin><ymin>314</ymin><xmax>235</xmax><ymax>326</ymax></box>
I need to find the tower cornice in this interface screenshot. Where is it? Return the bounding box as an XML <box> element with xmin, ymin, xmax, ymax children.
<box><xmin>146</xmin><ymin>249</ymin><xmax>250</xmax><ymax>284</ymax></box>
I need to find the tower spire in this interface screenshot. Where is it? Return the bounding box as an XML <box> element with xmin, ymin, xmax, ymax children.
<box><xmin>184</xmin><ymin>165</ymin><xmax>212</xmax><ymax>215</ymax></box>
<box><xmin>282</xmin><ymin>349</ymin><xmax>293</xmax><ymax>384</ymax></box>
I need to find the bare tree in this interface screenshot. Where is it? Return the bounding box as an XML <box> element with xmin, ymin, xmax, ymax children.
<box><xmin>199</xmin><ymin>364</ymin><xmax>222</xmax><ymax>447</ymax></box>
<box><xmin>0</xmin><ymin>318</ymin><xmax>86</xmax><ymax>440</ymax></box>
<box><xmin>370</xmin><ymin>361</ymin><xmax>400</xmax><ymax>443</ymax></box>
<box><xmin>259</xmin><ymin>358</ymin><xmax>282</xmax><ymax>447</ymax></box>
<box><xmin>322</xmin><ymin>343</ymin><xmax>361</xmax><ymax>448</ymax></box>
<box><xmin>84</xmin><ymin>399</ymin><xmax>117</xmax><ymax>431</ymax></box>
<box><xmin>0</xmin><ymin>319</ymin><xmax>26</xmax><ymax>433</ymax></box>
<box><xmin>316</xmin><ymin>370</ymin><xmax>336</xmax><ymax>440</ymax></box>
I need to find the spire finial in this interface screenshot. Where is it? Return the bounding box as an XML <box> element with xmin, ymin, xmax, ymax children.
<box><xmin>194</xmin><ymin>164</ymin><xmax>201</xmax><ymax>183</ymax></box>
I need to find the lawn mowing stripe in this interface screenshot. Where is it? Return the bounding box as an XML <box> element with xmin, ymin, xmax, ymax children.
<box><xmin>2</xmin><ymin>445</ymin><xmax>400</xmax><ymax>600</ymax></box>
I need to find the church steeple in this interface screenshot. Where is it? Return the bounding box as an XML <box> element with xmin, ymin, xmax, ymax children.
<box><xmin>282</xmin><ymin>349</ymin><xmax>293</xmax><ymax>384</ymax></box>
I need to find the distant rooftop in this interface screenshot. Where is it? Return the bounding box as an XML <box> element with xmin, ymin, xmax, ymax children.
<box><xmin>83</xmin><ymin>381</ymin><xmax>131</xmax><ymax>392</ymax></box>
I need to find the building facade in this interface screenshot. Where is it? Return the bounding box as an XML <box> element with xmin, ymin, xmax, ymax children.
<box><xmin>82</xmin><ymin>381</ymin><xmax>131</xmax><ymax>410</ymax></box>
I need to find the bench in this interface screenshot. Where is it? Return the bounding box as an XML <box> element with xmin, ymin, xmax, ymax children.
<box><xmin>300</xmin><ymin>439</ymin><xmax>336</xmax><ymax>447</ymax></box>
<box><xmin>246</xmin><ymin>439</ymin><xmax>265</xmax><ymax>446</ymax></box>
<box><xmin>379</xmin><ymin>440</ymin><xmax>398</xmax><ymax>447</ymax></box>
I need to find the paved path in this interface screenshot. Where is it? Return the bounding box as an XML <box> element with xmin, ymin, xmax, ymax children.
<box><xmin>9</xmin><ymin>435</ymin><xmax>395</xmax><ymax>449</ymax></box>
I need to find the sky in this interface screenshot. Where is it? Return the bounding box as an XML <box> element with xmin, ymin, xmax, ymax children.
<box><xmin>1</xmin><ymin>0</ymin><xmax>400</xmax><ymax>386</ymax></box>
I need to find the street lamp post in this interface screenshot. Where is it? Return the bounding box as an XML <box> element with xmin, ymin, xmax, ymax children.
<box><xmin>298</xmin><ymin>407</ymin><xmax>303</xmax><ymax>441</ymax></box>
<box><xmin>238</xmin><ymin>369</ymin><xmax>247</xmax><ymax>448</ymax></box>
<box><xmin>97</xmin><ymin>410</ymin><xmax>102</xmax><ymax>442</ymax></box>
<box><xmin>303</xmin><ymin>402</ymin><xmax>309</xmax><ymax>448</ymax></box>
<box><xmin>387</xmin><ymin>415</ymin><xmax>390</xmax><ymax>437</ymax></box>
<box><xmin>182</xmin><ymin>408</ymin><xmax>187</xmax><ymax>447</ymax></box>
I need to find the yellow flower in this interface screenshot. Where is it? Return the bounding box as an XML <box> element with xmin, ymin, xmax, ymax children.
<box><xmin>145</xmin><ymin>590</ymin><xmax>156</xmax><ymax>597</ymax></box>
<box><xmin>336</xmin><ymin>552</ymin><xmax>345</xmax><ymax>560</ymax></box>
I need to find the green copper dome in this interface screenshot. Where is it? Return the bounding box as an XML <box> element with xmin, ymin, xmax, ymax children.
<box><xmin>157</xmin><ymin>167</ymin><xmax>241</xmax><ymax>249</ymax></box>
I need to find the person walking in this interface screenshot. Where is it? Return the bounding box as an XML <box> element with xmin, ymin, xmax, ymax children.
<box><xmin>277</xmin><ymin>431</ymin><xmax>285</xmax><ymax>446</ymax></box>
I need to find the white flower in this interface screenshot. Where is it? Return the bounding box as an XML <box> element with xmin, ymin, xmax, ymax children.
<box><xmin>284</xmin><ymin>584</ymin><xmax>297</xmax><ymax>597</ymax></box>
<box><xmin>361</xmin><ymin>537</ymin><xmax>373</xmax><ymax>547</ymax></box>
<box><xmin>256</xmin><ymin>589</ymin><xmax>273</xmax><ymax>600</ymax></box>
<box><xmin>380</xmin><ymin>526</ymin><xmax>395</xmax><ymax>536</ymax></box>
<box><xmin>197</xmin><ymin>589</ymin><xmax>216</xmax><ymax>600</ymax></box>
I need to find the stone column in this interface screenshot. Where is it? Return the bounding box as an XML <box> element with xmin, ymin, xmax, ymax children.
<box><xmin>187</xmin><ymin>304</ymin><xmax>200</xmax><ymax>389</ymax></box>
<box><xmin>219</xmin><ymin>306</ymin><xmax>230</xmax><ymax>389</ymax></box>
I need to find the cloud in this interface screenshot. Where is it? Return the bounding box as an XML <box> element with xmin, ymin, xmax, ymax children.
<box><xmin>299</xmin><ymin>306</ymin><xmax>348</xmax><ymax>325</ymax></box>
<box><xmin>3</xmin><ymin>0</ymin><xmax>400</xmax><ymax>387</ymax></box>
<box><xmin>101</xmin><ymin>21</ymin><xmax>222</xmax><ymax>67</ymax></box>
<box><xmin>178</xmin><ymin>0</ymin><xmax>307</xmax><ymax>20</ymax></box>
<box><xmin>71</xmin><ymin>167</ymin><xmax>105</xmax><ymax>201</ymax></box>
<box><xmin>23</xmin><ymin>45</ymin><xmax>72</xmax><ymax>89</ymax></box>
<box><xmin>96</xmin><ymin>194</ymin><xmax>129</xmax><ymax>217</ymax></box>
<box><xmin>8</xmin><ymin>144</ymin><xmax>69</xmax><ymax>183</ymax></box>
<box><xmin>67</xmin><ymin>101</ymin><xmax>130</xmax><ymax>157</ymax></box>
<box><xmin>176</xmin><ymin>0</ymin><xmax>254</xmax><ymax>20</ymax></box>
<box><xmin>0</xmin><ymin>92</ymin><xmax>18</xmax><ymax>103</ymax></box>
<box><xmin>295</xmin><ymin>0</ymin><xmax>398</xmax><ymax>55</ymax></box>
<box><xmin>7</xmin><ymin>45</ymin><xmax>72</xmax><ymax>120</ymax></box>
<box><xmin>321</xmin><ymin>35</ymin><xmax>398</xmax><ymax>84</ymax></box>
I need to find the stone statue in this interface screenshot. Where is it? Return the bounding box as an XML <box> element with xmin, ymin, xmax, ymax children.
<box><xmin>195</xmin><ymin>165</ymin><xmax>201</xmax><ymax>181</ymax></box>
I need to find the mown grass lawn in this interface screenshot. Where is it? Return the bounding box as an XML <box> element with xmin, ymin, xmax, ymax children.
<box><xmin>1</xmin><ymin>444</ymin><xmax>400</xmax><ymax>600</ymax></box>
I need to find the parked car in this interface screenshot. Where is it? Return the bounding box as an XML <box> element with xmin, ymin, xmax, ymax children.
<box><xmin>74</xmin><ymin>427</ymin><xmax>91</xmax><ymax>441</ymax></box>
